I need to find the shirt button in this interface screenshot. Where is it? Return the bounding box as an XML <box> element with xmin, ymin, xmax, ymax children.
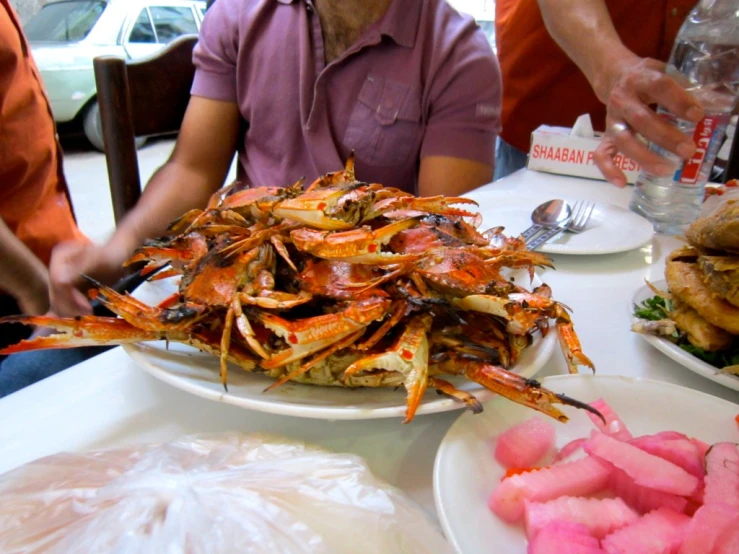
<box><xmin>671</xmin><ymin>7</ymin><xmax>678</xmax><ymax>16</ymax></box>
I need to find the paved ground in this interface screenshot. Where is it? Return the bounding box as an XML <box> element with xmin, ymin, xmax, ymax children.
<box><xmin>61</xmin><ymin>136</ymin><xmax>237</xmax><ymax>244</ymax></box>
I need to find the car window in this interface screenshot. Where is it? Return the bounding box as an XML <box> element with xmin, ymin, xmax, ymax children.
<box><xmin>128</xmin><ymin>9</ymin><xmax>156</xmax><ymax>44</ymax></box>
<box><xmin>198</xmin><ymin>7</ymin><xmax>206</xmax><ymax>19</ymax></box>
<box><xmin>149</xmin><ymin>6</ymin><xmax>198</xmax><ymax>43</ymax></box>
<box><xmin>24</xmin><ymin>0</ymin><xmax>106</xmax><ymax>42</ymax></box>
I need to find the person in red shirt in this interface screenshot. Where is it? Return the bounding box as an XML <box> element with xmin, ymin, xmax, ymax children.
<box><xmin>0</xmin><ymin>0</ymin><xmax>85</xmax><ymax>348</ymax></box>
<box><xmin>0</xmin><ymin>0</ymin><xmax>109</xmax><ymax>396</ymax></box>
<box><xmin>495</xmin><ymin>0</ymin><xmax>703</xmax><ymax>186</ymax></box>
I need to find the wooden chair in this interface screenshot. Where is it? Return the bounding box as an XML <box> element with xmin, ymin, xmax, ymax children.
<box><xmin>93</xmin><ymin>35</ymin><xmax>198</xmax><ymax>224</ymax></box>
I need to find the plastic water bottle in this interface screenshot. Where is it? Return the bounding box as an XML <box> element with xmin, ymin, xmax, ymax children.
<box><xmin>629</xmin><ymin>0</ymin><xmax>739</xmax><ymax>235</ymax></box>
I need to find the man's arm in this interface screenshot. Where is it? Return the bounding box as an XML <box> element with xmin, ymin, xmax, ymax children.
<box><xmin>418</xmin><ymin>156</ymin><xmax>492</xmax><ymax>197</ymax></box>
<box><xmin>49</xmin><ymin>96</ymin><xmax>241</xmax><ymax>316</ymax></box>
<box><xmin>0</xmin><ymin>217</ymin><xmax>49</xmax><ymax>315</ymax></box>
<box><xmin>537</xmin><ymin>0</ymin><xmax>703</xmax><ymax>186</ymax></box>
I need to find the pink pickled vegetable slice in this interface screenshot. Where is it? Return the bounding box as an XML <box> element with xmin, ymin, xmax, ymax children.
<box><xmin>587</xmin><ymin>399</ymin><xmax>633</xmax><ymax>441</ymax></box>
<box><xmin>629</xmin><ymin>435</ymin><xmax>705</xmax><ymax>478</ymax></box>
<box><xmin>495</xmin><ymin>417</ymin><xmax>556</xmax><ymax>469</ymax></box>
<box><xmin>553</xmin><ymin>438</ymin><xmax>587</xmax><ymax>464</ymax></box>
<box><xmin>609</xmin><ymin>466</ymin><xmax>689</xmax><ymax>515</ymax></box>
<box><xmin>691</xmin><ymin>438</ymin><xmax>710</xmax><ymax>460</ymax></box>
<box><xmin>714</xmin><ymin>522</ymin><xmax>739</xmax><ymax>554</ymax></box>
<box><xmin>678</xmin><ymin>503</ymin><xmax>739</xmax><ymax>554</ymax></box>
<box><xmin>528</xmin><ymin>522</ymin><xmax>605</xmax><ymax>554</ymax></box>
<box><xmin>489</xmin><ymin>455</ymin><xmax>612</xmax><ymax>523</ymax></box>
<box><xmin>524</xmin><ymin>496</ymin><xmax>639</xmax><ymax>540</ymax></box>
<box><xmin>704</xmin><ymin>443</ymin><xmax>739</xmax><ymax>509</ymax></box>
<box><xmin>601</xmin><ymin>507</ymin><xmax>691</xmax><ymax>554</ymax></box>
<box><xmin>584</xmin><ymin>432</ymin><xmax>699</xmax><ymax>496</ymax></box>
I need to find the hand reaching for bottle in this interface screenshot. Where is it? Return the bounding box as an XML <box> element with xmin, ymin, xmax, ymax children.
<box><xmin>595</xmin><ymin>57</ymin><xmax>704</xmax><ymax>187</ymax></box>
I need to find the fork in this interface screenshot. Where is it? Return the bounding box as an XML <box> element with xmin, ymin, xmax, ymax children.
<box><xmin>527</xmin><ymin>201</ymin><xmax>595</xmax><ymax>250</ymax></box>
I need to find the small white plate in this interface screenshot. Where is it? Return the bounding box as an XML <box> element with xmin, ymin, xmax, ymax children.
<box><xmin>122</xmin><ymin>277</ymin><xmax>557</xmax><ymax>420</ymax></box>
<box><xmin>476</xmin><ymin>196</ymin><xmax>653</xmax><ymax>255</ymax></box>
<box><xmin>433</xmin><ymin>374</ymin><xmax>739</xmax><ymax>554</ymax></box>
<box><xmin>631</xmin><ymin>280</ymin><xmax>739</xmax><ymax>392</ymax></box>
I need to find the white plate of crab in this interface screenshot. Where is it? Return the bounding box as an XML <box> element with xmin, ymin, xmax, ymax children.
<box><xmin>122</xmin><ymin>272</ymin><xmax>560</xmax><ymax>421</ymax></box>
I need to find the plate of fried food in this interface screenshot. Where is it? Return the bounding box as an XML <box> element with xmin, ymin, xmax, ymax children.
<box><xmin>631</xmin><ymin>198</ymin><xmax>739</xmax><ymax>392</ymax></box>
<box><xmin>0</xmin><ymin>159</ymin><xmax>597</xmax><ymax>421</ymax></box>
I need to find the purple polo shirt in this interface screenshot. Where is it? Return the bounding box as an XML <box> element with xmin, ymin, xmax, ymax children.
<box><xmin>192</xmin><ymin>0</ymin><xmax>501</xmax><ymax>193</ymax></box>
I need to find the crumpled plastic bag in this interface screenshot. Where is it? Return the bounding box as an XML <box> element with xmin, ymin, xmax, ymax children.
<box><xmin>0</xmin><ymin>433</ymin><xmax>452</xmax><ymax>554</ymax></box>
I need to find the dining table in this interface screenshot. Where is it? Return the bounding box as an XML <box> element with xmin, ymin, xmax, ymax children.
<box><xmin>1</xmin><ymin>168</ymin><xmax>737</xmax><ymax>530</ymax></box>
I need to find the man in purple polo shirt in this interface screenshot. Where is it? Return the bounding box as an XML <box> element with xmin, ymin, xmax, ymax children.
<box><xmin>49</xmin><ymin>0</ymin><xmax>502</xmax><ymax>317</ymax></box>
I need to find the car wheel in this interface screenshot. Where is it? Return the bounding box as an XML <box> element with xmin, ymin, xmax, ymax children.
<box><xmin>83</xmin><ymin>101</ymin><xmax>147</xmax><ymax>152</ymax></box>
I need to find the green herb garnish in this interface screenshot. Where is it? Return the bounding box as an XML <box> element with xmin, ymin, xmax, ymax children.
<box><xmin>634</xmin><ymin>295</ymin><xmax>739</xmax><ymax>371</ymax></box>
<box><xmin>632</xmin><ymin>295</ymin><xmax>672</xmax><ymax>321</ymax></box>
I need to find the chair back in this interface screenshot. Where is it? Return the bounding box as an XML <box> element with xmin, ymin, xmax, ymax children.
<box><xmin>93</xmin><ymin>35</ymin><xmax>198</xmax><ymax>224</ymax></box>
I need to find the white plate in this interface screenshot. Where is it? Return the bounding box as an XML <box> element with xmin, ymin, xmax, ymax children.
<box><xmin>476</xmin><ymin>196</ymin><xmax>653</xmax><ymax>255</ymax></box>
<box><xmin>122</xmin><ymin>277</ymin><xmax>557</xmax><ymax>420</ymax></box>
<box><xmin>631</xmin><ymin>280</ymin><xmax>739</xmax><ymax>392</ymax></box>
<box><xmin>433</xmin><ymin>374</ymin><xmax>739</xmax><ymax>554</ymax></box>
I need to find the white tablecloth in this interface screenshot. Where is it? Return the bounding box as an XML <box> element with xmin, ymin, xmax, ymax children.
<box><xmin>1</xmin><ymin>169</ymin><xmax>736</xmax><ymax>522</ymax></box>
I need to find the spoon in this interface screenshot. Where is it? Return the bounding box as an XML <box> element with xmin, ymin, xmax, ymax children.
<box><xmin>521</xmin><ymin>199</ymin><xmax>572</xmax><ymax>243</ymax></box>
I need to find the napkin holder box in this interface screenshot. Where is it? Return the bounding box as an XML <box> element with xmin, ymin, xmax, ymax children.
<box><xmin>526</xmin><ymin>125</ymin><xmax>641</xmax><ymax>184</ymax></box>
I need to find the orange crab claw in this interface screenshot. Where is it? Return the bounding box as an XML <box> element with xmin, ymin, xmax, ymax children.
<box><xmin>290</xmin><ymin>217</ymin><xmax>424</xmax><ymax>264</ymax></box>
<box><xmin>428</xmin><ymin>377</ymin><xmax>483</xmax><ymax>414</ymax></box>
<box><xmin>344</xmin><ymin>313</ymin><xmax>432</xmax><ymax>423</ymax></box>
<box><xmin>433</xmin><ymin>354</ymin><xmax>603</xmax><ymax>423</ymax></box>
<box><xmin>0</xmin><ymin>315</ymin><xmax>179</xmax><ymax>355</ymax></box>
<box><xmin>257</xmin><ymin>297</ymin><xmax>390</xmax><ymax>369</ymax></box>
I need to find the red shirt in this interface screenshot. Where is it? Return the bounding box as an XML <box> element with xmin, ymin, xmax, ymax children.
<box><xmin>0</xmin><ymin>0</ymin><xmax>84</xmax><ymax>267</ymax></box>
<box><xmin>496</xmin><ymin>0</ymin><xmax>696</xmax><ymax>152</ymax></box>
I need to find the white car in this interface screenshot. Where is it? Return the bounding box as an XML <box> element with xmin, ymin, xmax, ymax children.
<box><xmin>25</xmin><ymin>0</ymin><xmax>207</xmax><ymax>150</ymax></box>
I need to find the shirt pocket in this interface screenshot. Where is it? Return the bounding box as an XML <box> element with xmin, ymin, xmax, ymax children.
<box><xmin>343</xmin><ymin>76</ymin><xmax>422</xmax><ymax>167</ymax></box>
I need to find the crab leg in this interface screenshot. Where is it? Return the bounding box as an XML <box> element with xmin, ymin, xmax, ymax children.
<box><xmin>264</xmin><ymin>329</ymin><xmax>365</xmax><ymax>392</ymax></box>
<box><xmin>344</xmin><ymin>313</ymin><xmax>433</xmax><ymax>423</ymax></box>
<box><xmin>239</xmin><ymin>290</ymin><xmax>313</xmax><ymax>311</ymax></box>
<box><xmin>89</xmin><ymin>280</ymin><xmax>207</xmax><ymax>331</ymax></box>
<box><xmin>0</xmin><ymin>315</ymin><xmax>180</xmax><ymax>355</ymax></box>
<box><xmin>290</xmin><ymin>217</ymin><xmax>424</xmax><ymax>264</ymax></box>
<box><xmin>368</xmin><ymin>195</ymin><xmax>479</xmax><ymax>220</ymax></box>
<box><xmin>433</xmin><ymin>354</ymin><xmax>603</xmax><ymax>423</ymax></box>
<box><xmin>428</xmin><ymin>377</ymin><xmax>483</xmax><ymax>414</ymax></box>
<box><xmin>556</xmin><ymin>318</ymin><xmax>595</xmax><ymax>374</ymax></box>
<box><xmin>220</xmin><ymin>303</ymin><xmax>236</xmax><ymax>390</ymax></box>
<box><xmin>231</xmin><ymin>297</ymin><xmax>269</xmax><ymax>359</ymax></box>
<box><xmin>257</xmin><ymin>297</ymin><xmax>390</xmax><ymax>368</ymax></box>
<box><xmin>354</xmin><ymin>300</ymin><xmax>407</xmax><ymax>351</ymax></box>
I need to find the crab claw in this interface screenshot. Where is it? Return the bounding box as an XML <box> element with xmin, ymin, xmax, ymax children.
<box><xmin>273</xmin><ymin>182</ymin><xmax>381</xmax><ymax>230</ymax></box>
<box><xmin>428</xmin><ymin>376</ymin><xmax>483</xmax><ymax>414</ymax></box>
<box><xmin>433</xmin><ymin>354</ymin><xmax>600</xmax><ymax>422</ymax></box>
<box><xmin>344</xmin><ymin>313</ymin><xmax>432</xmax><ymax>423</ymax></box>
<box><xmin>86</xmin><ymin>277</ymin><xmax>208</xmax><ymax>332</ymax></box>
<box><xmin>0</xmin><ymin>315</ymin><xmax>178</xmax><ymax>354</ymax></box>
<box><xmin>257</xmin><ymin>297</ymin><xmax>390</xmax><ymax>369</ymax></box>
<box><xmin>290</xmin><ymin>217</ymin><xmax>424</xmax><ymax>264</ymax></box>
<box><xmin>304</xmin><ymin>154</ymin><xmax>356</xmax><ymax>192</ymax></box>
<box><xmin>371</xmin><ymin>195</ymin><xmax>479</xmax><ymax>220</ymax></box>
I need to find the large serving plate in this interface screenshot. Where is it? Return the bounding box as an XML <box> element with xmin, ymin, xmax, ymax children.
<box><xmin>433</xmin><ymin>374</ymin><xmax>739</xmax><ymax>554</ymax></box>
<box><xmin>123</xmin><ymin>276</ymin><xmax>557</xmax><ymax>420</ymax></box>
<box><xmin>631</xmin><ymin>280</ymin><xmax>739</xmax><ymax>392</ymax></box>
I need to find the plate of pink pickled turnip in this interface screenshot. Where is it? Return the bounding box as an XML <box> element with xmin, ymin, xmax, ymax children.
<box><xmin>432</xmin><ymin>375</ymin><xmax>739</xmax><ymax>554</ymax></box>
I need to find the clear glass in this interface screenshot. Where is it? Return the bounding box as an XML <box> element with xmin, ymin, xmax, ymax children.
<box><xmin>24</xmin><ymin>1</ymin><xmax>106</xmax><ymax>42</ymax></box>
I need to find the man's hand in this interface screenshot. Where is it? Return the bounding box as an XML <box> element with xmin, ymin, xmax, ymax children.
<box><xmin>598</xmin><ymin>58</ymin><xmax>704</xmax><ymax>186</ymax></box>
<box><xmin>48</xmin><ymin>240</ymin><xmax>129</xmax><ymax>317</ymax></box>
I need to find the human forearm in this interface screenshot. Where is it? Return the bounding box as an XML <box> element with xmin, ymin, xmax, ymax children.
<box><xmin>0</xmin><ymin>217</ymin><xmax>49</xmax><ymax>313</ymax></box>
<box><xmin>537</xmin><ymin>0</ymin><xmax>638</xmax><ymax>103</ymax></box>
<box><xmin>108</xmin><ymin>161</ymin><xmax>226</xmax><ymax>265</ymax></box>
